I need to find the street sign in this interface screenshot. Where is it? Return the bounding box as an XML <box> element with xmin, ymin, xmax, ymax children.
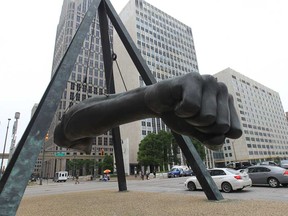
<box><xmin>55</xmin><ymin>152</ymin><xmax>66</xmax><ymax>157</ymax></box>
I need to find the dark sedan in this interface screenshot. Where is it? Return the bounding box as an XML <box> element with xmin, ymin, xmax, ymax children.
<box><xmin>182</xmin><ymin>169</ymin><xmax>194</xmax><ymax>176</ymax></box>
<box><xmin>168</xmin><ymin>168</ymin><xmax>184</xmax><ymax>178</ymax></box>
<box><xmin>247</xmin><ymin>165</ymin><xmax>288</xmax><ymax>187</ymax></box>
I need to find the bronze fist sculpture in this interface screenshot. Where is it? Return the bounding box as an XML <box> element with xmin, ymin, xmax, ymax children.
<box><xmin>54</xmin><ymin>73</ymin><xmax>242</xmax><ymax>153</ymax></box>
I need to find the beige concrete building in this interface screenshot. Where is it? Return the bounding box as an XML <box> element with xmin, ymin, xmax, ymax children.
<box><xmin>212</xmin><ymin>68</ymin><xmax>288</xmax><ymax>166</ymax></box>
<box><xmin>113</xmin><ymin>0</ymin><xmax>199</xmax><ymax>174</ymax></box>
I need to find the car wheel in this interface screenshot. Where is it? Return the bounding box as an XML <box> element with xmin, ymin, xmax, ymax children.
<box><xmin>187</xmin><ymin>182</ymin><xmax>196</xmax><ymax>191</ymax></box>
<box><xmin>221</xmin><ymin>182</ymin><xmax>233</xmax><ymax>193</ymax></box>
<box><xmin>268</xmin><ymin>177</ymin><xmax>280</xmax><ymax>188</ymax></box>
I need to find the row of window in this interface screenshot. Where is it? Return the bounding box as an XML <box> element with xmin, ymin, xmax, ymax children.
<box><xmin>243</xmin><ymin>129</ymin><xmax>288</xmax><ymax>140</ymax></box>
<box><xmin>248</xmin><ymin>151</ymin><xmax>287</xmax><ymax>156</ymax></box>
<box><xmin>135</xmin><ymin>0</ymin><xmax>192</xmax><ymax>37</ymax></box>
<box><xmin>232</xmin><ymin>75</ymin><xmax>276</xmax><ymax>98</ymax></box>
<box><xmin>247</xmin><ymin>143</ymin><xmax>287</xmax><ymax>149</ymax></box>
<box><xmin>136</xmin><ymin>19</ymin><xmax>194</xmax><ymax>55</ymax></box>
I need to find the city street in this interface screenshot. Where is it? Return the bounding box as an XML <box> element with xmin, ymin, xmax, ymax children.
<box><xmin>24</xmin><ymin>175</ymin><xmax>288</xmax><ymax>202</ymax></box>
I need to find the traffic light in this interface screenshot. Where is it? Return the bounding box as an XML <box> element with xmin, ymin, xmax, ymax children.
<box><xmin>45</xmin><ymin>133</ymin><xmax>49</xmax><ymax>141</ymax></box>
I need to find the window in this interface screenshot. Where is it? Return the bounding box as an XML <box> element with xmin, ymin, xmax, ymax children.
<box><xmin>210</xmin><ymin>170</ymin><xmax>226</xmax><ymax>176</ymax></box>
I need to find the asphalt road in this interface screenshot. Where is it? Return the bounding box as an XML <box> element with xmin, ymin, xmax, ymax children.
<box><xmin>24</xmin><ymin>176</ymin><xmax>288</xmax><ymax>202</ymax></box>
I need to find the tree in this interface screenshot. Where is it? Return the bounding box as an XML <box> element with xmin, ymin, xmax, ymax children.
<box><xmin>66</xmin><ymin>159</ymin><xmax>95</xmax><ymax>176</ymax></box>
<box><xmin>137</xmin><ymin>133</ymin><xmax>163</xmax><ymax>168</ymax></box>
<box><xmin>83</xmin><ymin>159</ymin><xmax>95</xmax><ymax>175</ymax></box>
<box><xmin>137</xmin><ymin>131</ymin><xmax>179</xmax><ymax>171</ymax></box>
<box><xmin>157</xmin><ymin>131</ymin><xmax>175</xmax><ymax>170</ymax></box>
<box><xmin>190</xmin><ymin>137</ymin><xmax>206</xmax><ymax>160</ymax></box>
<box><xmin>137</xmin><ymin>131</ymin><xmax>206</xmax><ymax>172</ymax></box>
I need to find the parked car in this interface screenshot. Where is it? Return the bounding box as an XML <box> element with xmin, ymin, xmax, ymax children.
<box><xmin>184</xmin><ymin>168</ymin><xmax>252</xmax><ymax>193</ymax></box>
<box><xmin>168</xmin><ymin>168</ymin><xmax>184</xmax><ymax>178</ymax></box>
<box><xmin>259</xmin><ymin>161</ymin><xmax>278</xmax><ymax>166</ymax></box>
<box><xmin>247</xmin><ymin>165</ymin><xmax>288</xmax><ymax>187</ymax></box>
<box><xmin>182</xmin><ymin>169</ymin><xmax>194</xmax><ymax>176</ymax></box>
<box><xmin>280</xmin><ymin>160</ymin><xmax>288</xmax><ymax>169</ymax></box>
<box><xmin>29</xmin><ymin>174</ymin><xmax>37</xmax><ymax>182</ymax></box>
<box><xmin>226</xmin><ymin>161</ymin><xmax>252</xmax><ymax>170</ymax></box>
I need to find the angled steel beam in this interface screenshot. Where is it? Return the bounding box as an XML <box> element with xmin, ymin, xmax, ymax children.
<box><xmin>104</xmin><ymin>0</ymin><xmax>223</xmax><ymax>201</ymax></box>
<box><xmin>98</xmin><ymin>1</ymin><xmax>127</xmax><ymax>191</ymax></box>
<box><xmin>0</xmin><ymin>0</ymin><xmax>101</xmax><ymax>215</ymax></box>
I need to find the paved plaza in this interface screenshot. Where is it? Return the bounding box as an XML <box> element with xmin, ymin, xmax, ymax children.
<box><xmin>16</xmin><ymin>177</ymin><xmax>288</xmax><ymax>216</ymax></box>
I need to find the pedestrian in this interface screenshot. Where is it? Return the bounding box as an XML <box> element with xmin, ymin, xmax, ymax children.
<box><xmin>141</xmin><ymin>171</ymin><xmax>144</xmax><ymax>180</ymax></box>
<box><xmin>75</xmin><ymin>175</ymin><xmax>79</xmax><ymax>184</ymax></box>
<box><xmin>134</xmin><ymin>169</ymin><xmax>137</xmax><ymax>178</ymax></box>
<box><xmin>146</xmin><ymin>171</ymin><xmax>150</xmax><ymax>180</ymax></box>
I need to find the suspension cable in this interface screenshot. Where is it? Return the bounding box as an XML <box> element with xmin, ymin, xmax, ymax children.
<box><xmin>112</xmin><ymin>53</ymin><xmax>128</xmax><ymax>92</ymax></box>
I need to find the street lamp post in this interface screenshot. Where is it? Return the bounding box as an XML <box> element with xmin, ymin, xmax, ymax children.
<box><xmin>40</xmin><ymin>133</ymin><xmax>49</xmax><ymax>185</ymax></box>
<box><xmin>0</xmin><ymin>118</ymin><xmax>11</xmax><ymax>178</ymax></box>
<box><xmin>94</xmin><ymin>147</ymin><xmax>97</xmax><ymax>180</ymax></box>
<box><xmin>8</xmin><ymin>112</ymin><xmax>20</xmax><ymax>162</ymax></box>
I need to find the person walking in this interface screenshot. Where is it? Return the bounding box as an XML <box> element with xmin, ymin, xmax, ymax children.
<box><xmin>141</xmin><ymin>171</ymin><xmax>144</xmax><ymax>180</ymax></box>
<box><xmin>134</xmin><ymin>169</ymin><xmax>138</xmax><ymax>178</ymax></box>
<box><xmin>146</xmin><ymin>171</ymin><xmax>150</xmax><ymax>180</ymax></box>
<box><xmin>75</xmin><ymin>175</ymin><xmax>79</xmax><ymax>184</ymax></box>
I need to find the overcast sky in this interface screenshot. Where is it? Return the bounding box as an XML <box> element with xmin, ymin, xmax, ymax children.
<box><xmin>1</xmin><ymin>0</ymin><xmax>288</xmax><ymax>160</ymax></box>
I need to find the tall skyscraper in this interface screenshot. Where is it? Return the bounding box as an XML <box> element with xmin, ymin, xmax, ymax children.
<box><xmin>213</xmin><ymin>68</ymin><xmax>288</xmax><ymax>166</ymax></box>
<box><xmin>113</xmin><ymin>0</ymin><xmax>199</xmax><ymax>174</ymax></box>
<box><xmin>45</xmin><ymin>0</ymin><xmax>114</xmax><ymax>177</ymax></box>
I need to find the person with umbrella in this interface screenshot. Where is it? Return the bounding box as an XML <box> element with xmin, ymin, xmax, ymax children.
<box><xmin>103</xmin><ymin>169</ymin><xmax>111</xmax><ymax>181</ymax></box>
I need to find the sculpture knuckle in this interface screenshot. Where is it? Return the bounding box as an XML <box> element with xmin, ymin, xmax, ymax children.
<box><xmin>218</xmin><ymin>82</ymin><xmax>228</xmax><ymax>94</ymax></box>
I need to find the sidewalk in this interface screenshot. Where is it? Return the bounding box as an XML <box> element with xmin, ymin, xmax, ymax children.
<box><xmin>17</xmin><ymin>178</ymin><xmax>288</xmax><ymax>216</ymax></box>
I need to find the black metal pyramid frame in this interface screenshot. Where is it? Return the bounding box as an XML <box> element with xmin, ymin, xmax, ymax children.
<box><xmin>0</xmin><ymin>0</ymin><xmax>223</xmax><ymax>215</ymax></box>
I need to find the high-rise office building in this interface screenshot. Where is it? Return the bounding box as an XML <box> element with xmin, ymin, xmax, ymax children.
<box><xmin>113</xmin><ymin>0</ymin><xmax>199</xmax><ymax>174</ymax></box>
<box><xmin>44</xmin><ymin>0</ymin><xmax>114</xmax><ymax>177</ymax></box>
<box><xmin>213</xmin><ymin>68</ymin><xmax>288</xmax><ymax>166</ymax></box>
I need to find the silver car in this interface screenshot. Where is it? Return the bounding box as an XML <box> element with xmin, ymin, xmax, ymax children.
<box><xmin>247</xmin><ymin>165</ymin><xmax>288</xmax><ymax>187</ymax></box>
<box><xmin>280</xmin><ymin>160</ymin><xmax>288</xmax><ymax>169</ymax></box>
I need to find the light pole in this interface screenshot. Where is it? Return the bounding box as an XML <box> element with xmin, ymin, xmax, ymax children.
<box><xmin>94</xmin><ymin>146</ymin><xmax>97</xmax><ymax>180</ymax></box>
<box><xmin>0</xmin><ymin>118</ymin><xmax>11</xmax><ymax>178</ymax></box>
<box><xmin>40</xmin><ymin>133</ymin><xmax>49</xmax><ymax>185</ymax></box>
<box><xmin>8</xmin><ymin>112</ymin><xmax>20</xmax><ymax>162</ymax></box>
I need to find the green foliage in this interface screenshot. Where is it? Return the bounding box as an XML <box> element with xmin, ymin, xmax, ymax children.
<box><xmin>137</xmin><ymin>131</ymin><xmax>178</xmax><ymax>171</ymax></box>
<box><xmin>137</xmin><ymin>131</ymin><xmax>206</xmax><ymax>171</ymax></box>
<box><xmin>190</xmin><ymin>137</ymin><xmax>206</xmax><ymax>160</ymax></box>
<box><xmin>66</xmin><ymin>159</ymin><xmax>96</xmax><ymax>175</ymax></box>
<box><xmin>137</xmin><ymin>133</ymin><xmax>164</xmax><ymax>167</ymax></box>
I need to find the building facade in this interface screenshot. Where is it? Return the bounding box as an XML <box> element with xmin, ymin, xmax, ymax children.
<box><xmin>113</xmin><ymin>0</ymin><xmax>199</xmax><ymax>174</ymax></box>
<box><xmin>43</xmin><ymin>0</ymin><xmax>114</xmax><ymax>178</ymax></box>
<box><xmin>213</xmin><ymin>68</ymin><xmax>288</xmax><ymax>166</ymax></box>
